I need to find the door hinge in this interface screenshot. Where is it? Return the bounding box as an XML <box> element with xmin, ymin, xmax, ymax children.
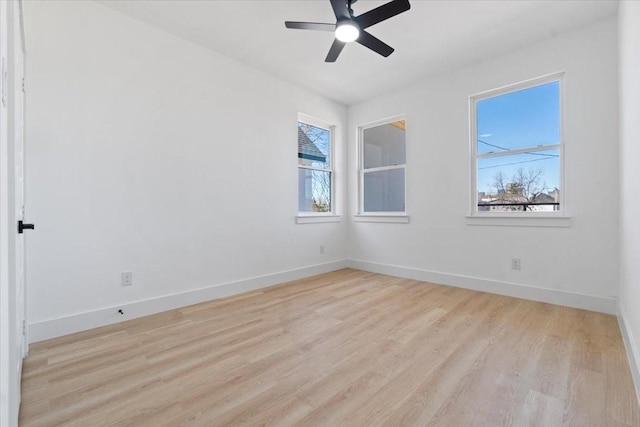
<box><xmin>22</xmin><ymin>320</ymin><xmax>26</xmax><ymax>335</ymax></box>
<box><xmin>22</xmin><ymin>77</ymin><xmax>25</xmax><ymax>93</ymax></box>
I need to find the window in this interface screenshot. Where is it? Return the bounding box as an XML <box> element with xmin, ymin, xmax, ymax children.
<box><xmin>471</xmin><ymin>74</ymin><xmax>563</xmax><ymax>214</ymax></box>
<box><xmin>359</xmin><ymin>118</ymin><xmax>406</xmax><ymax>214</ymax></box>
<box><xmin>298</xmin><ymin>116</ymin><xmax>333</xmax><ymax>214</ymax></box>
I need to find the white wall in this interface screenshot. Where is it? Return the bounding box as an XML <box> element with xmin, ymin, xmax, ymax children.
<box><xmin>24</xmin><ymin>0</ymin><xmax>347</xmax><ymax>340</ymax></box>
<box><xmin>618</xmin><ymin>0</ymin><xmax>640</xmax><ymax>401</ymax></box>
<box><xmin>348</xmin><ymin>18</ymin><xmax>619</xmax><ymax>313</ymax></box>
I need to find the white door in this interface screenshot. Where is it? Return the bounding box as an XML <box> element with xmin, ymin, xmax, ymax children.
<box><xmin>14</xmin><ymin>0</ymin><xmax>27</xmax><ymax>359</ymax></box>
<box><xmin>0</xmin><ymin>0</ymin><xmax>11</xmax><ymax>423</ymax></box>
<box><xmin>1</xmin><ymin>1</ymin><xmax>28</xmax><ymax>424</ymax></box>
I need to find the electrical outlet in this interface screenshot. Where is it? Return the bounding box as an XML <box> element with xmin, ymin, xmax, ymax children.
<box><xmin>511</xmin><ymin>258</ymin><xmax>521</xmax><ymax>270</ymax></box>
<box><xmin>121</xmin><ymin>272</ymin><xmax>133</xmax><ymax>286</ymax></box>
<box><xmin>320</xmin><ymin>245</ymin><xmax>325</xmax><ymax>254</ymax></box>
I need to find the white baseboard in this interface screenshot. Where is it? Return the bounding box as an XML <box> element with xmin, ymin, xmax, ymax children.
<box><xmin>618</xmin><ymin>303</ymin><xmax>640</xmax><ymax>406</ymax></box>
<box><xmin>29</xmin><ymin>258</ymin><xmax>619</xmax><ymax>343</ymax></box>
<box><xmin>348</xmin><ymin>259</ymin><xmax>617</xmax><ymax>315</ymax></box>
<box><xmin>29</xmin><ymin>260</ymin><xmax>348</xmax><ymax>343</ymax></box>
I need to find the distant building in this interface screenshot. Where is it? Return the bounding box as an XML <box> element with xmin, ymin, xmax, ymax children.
<box><xmin>298</xmin><ymin>128</ymin><xmax>326</xmax><ymax>166</ymax></box>
<box><xmin>478</xmin><ymin>188</ymin><xmax>560</xmax><ymax>212</ymax></box>
<box><xmin>298</xmin><ymin>128</ymin><xmax>328</xmax><ymax>212</ymax></box>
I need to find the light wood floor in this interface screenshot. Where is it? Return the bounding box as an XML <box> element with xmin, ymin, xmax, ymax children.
<box><xmin>20</xmin><ymin>269</ymin><xmax>640</xmax><ymax>426</ymax></box>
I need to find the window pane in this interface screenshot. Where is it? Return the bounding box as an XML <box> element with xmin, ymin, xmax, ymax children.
<box><xmin>477</xmin><ymin>81</ymin><xmax>560</xmax><ymax>154</ymax></box>
<box><xmin>298</xmin><ymin>168</ymin><xmax>331</xmax><ymax>212</ymax></box>
<box><xmin>477</xmin><ymin>149</ymin><xmax>560</xmax><ymax>212</ymax></box>
<box><xmin>363</xmin><ymin>168</ymin><xmax>405</xmax><ymax>212</ymax></box>
<box><xmin>363</xmin><ymin>121</ymin><xmax>406</xmax><ymax>169</ymax></box>
<box><xmin>298</xmin><ymin>122</ymin><xmax>330</xmax><ymax>169</ymax></box>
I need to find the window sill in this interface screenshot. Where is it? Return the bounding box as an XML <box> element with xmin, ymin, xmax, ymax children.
<box><xmin>465</xmin><ymin>214</ymin><xmax>572</xmax><ymax>228</ymax></box>
<box><xmin>353</xmin><ymin>215</ymin><xmax>410</xmax><ymax>224</ymax></box>
<box><xmin>295</xmin><ymin>215</ymin><xmax>341</xmax><ymax>224</ymax></box>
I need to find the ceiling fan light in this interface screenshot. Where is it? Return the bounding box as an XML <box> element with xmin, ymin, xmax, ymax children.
<box><xmin>335</xmin><ymin>22</ymin><xmax>360</xmax><ymax>42</ymax></box>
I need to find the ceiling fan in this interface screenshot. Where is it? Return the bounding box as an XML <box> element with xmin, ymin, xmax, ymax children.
<box><xmin>285</xmin><ymin>0</ymin><xmax>411</xmax><ymax>63</ymax></box>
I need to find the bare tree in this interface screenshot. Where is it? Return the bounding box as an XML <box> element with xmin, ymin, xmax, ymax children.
<box><xmin>492</xmin><ymin>171</ymin><xmax>507</xmax><ymax>195</ymax></box>
<box><xmin>490</xmin><ymin>167</ymin><xmax>547</xmax><ymax>211</ymax></box>
<box><xmin>514</xmin><ymin>168</ymin><xmax>544</xmax><ymax>199</ymax></box>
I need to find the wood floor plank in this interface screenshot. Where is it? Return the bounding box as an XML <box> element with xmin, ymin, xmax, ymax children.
<box><xmin>19</xmin><ymin>269</ymin><xmax>640</xmax><ymax>426</ymax></box>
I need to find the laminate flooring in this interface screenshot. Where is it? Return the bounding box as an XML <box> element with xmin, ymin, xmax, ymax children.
<box><xmin>19</xmin><ymin>269</ymin><xmax>640</xmax><ymax>426</ymax></box>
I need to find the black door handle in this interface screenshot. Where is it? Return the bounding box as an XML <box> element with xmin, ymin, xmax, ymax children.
<box><xmin>18</xmin><ymin>220</ymin><xmax>35</xmax><ymax>234</ymax></box>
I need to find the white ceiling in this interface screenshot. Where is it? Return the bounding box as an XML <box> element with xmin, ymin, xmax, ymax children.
<box><xmin>96</xmin><ymin>0</ymin><xmax>618</xmax><ymax>106</ymax></box>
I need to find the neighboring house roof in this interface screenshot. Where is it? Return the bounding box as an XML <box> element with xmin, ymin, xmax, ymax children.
<box><xmin>487</xmin><ymin>195</ymin><xmax>528</xmax><ymax>204</ymax></box>
<box><xmin>298</xmin><ymin>128</ymin><xmax>326</xmax><ymax>163</ymax></box>
<box><xmin>531</xmin><ymin>193</ymin><xmax>556</xmax><ymax>203</ymax></box>
<box><xmin>483</xmin><ymin>193</ymin><xmax>557</xmax><ymax>204</ymax></box>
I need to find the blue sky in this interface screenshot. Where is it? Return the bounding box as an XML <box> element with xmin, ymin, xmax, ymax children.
<box><xmin>476</xmin><ymin>81</ymin><xmax>560</xmax><ymax>194</ymax></box>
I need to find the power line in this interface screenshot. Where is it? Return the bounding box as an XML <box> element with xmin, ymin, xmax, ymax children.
<box><xmin>478</xmin><ymin>156</ymin><xmax>555</xmax><ymax>170</ymax></box>
<box><xmin>478</xmin><ymin>139</ymin><xmax>510</xmax><ymax>151</ymax></box>
<box><xmin>477</xmin><ymin>139</ymin><xmax>559</xmax><ymax>158</ymax></box>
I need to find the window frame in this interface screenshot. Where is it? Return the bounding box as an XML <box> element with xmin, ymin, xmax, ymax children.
<box><xmin>469</xmin><ymin>72</ymin><xmax>566</xmax><ymax>218</ymax></box>
<box><xmin>296</xmin><ymin>113</ymin><xmax>336</xmax><ymax>218</ymax></box>
<box><xmin>357</xmin><ymin>115</ymin><xmax>408</xmax><ymax>217</ymax></box>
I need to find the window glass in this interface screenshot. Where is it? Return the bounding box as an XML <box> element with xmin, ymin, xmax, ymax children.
<box><xmin>363</xmin><ymin>122</ymin><xmax>406</xmax><ymax>169</ymax></box>
<box><xmin>298</xmin><ymin>169</ymin><xmax>331</xmax><ymax>212</ymax></box>
<box><xmin>298</xmin><ymin>123</ymin><xmax>330</xmax><ymax>169</ymax></box>
<box><xmin>360</xmin><ymin>119</ymin><xmax>406</xmax><ymax>214</ymax></box>
<box><xmin>477</xmin><ymin>81</ymin><xmax>560</xmax><ymax>154</ymax></box>
<box><xmin>473</xmin><ymin>77</ymin><xmax>562</xmax><ymax>213</ymax></box>
<box><xmin>298</xmin><ymin>118</ymin><xmax>333</xmax><ymax>214</ymax></box>
<box><xmin>363</xmin><ymin>168</ymin><xmax>405</xmax><ymax>212</ymax></box>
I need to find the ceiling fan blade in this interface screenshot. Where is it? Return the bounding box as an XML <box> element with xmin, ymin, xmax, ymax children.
<box><xmin>285</xmin><ymin>21</ymin><xmax>336</xmax><ymax>31</ymax></box>
<box><xmin>325</xmin><ymin>39</ymin><xmax>346</xmax><ymax>62</ymax></box>
<box><xmin>355</xmin><ymin>0</ymin><xmax>411</xmax><ymax>29</ymax></box>
<box><xmin>330</xmin><ymin>0</ymin><xmax>350</xmax><ymax>20</ymax></box>
<box><xmin>357</xmin><ymin>31</ymin><xmax>394</xmax><ymax>57</ymax></box>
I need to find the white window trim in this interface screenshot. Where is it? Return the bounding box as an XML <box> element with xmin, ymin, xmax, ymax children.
<box><xmin>465</xmin><ymin>214</ymin><xmax>571</xmax><ymax>228</ymax></box>
<box><xmin>469</xmin><ymin>72</ymin><xmax>569</xmax><ymax>225</ymax></box>
<box><xmin>296</xmin><ymin>113</ymin><xmax>338</xmax><ymax>221</ymax></box>
<box><xmin>353</xmin><ymin>215</ymin><xmax>409</xmax><ymax>224</ymax></box>
<box><xmin>357</xmin><ymin>114</ymin><xmax>408</xmax><ymax>222</ymax></box>
<box><xmin>295</xmin><ymin>215</ymin><xmax>341</xmax><ymax>224</ymax></box>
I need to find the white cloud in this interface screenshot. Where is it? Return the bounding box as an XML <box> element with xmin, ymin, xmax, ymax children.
<box><xmin>479</xmin><ymin>133</ymin><xmax>492</xmax><ymax>138</ymax></box>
